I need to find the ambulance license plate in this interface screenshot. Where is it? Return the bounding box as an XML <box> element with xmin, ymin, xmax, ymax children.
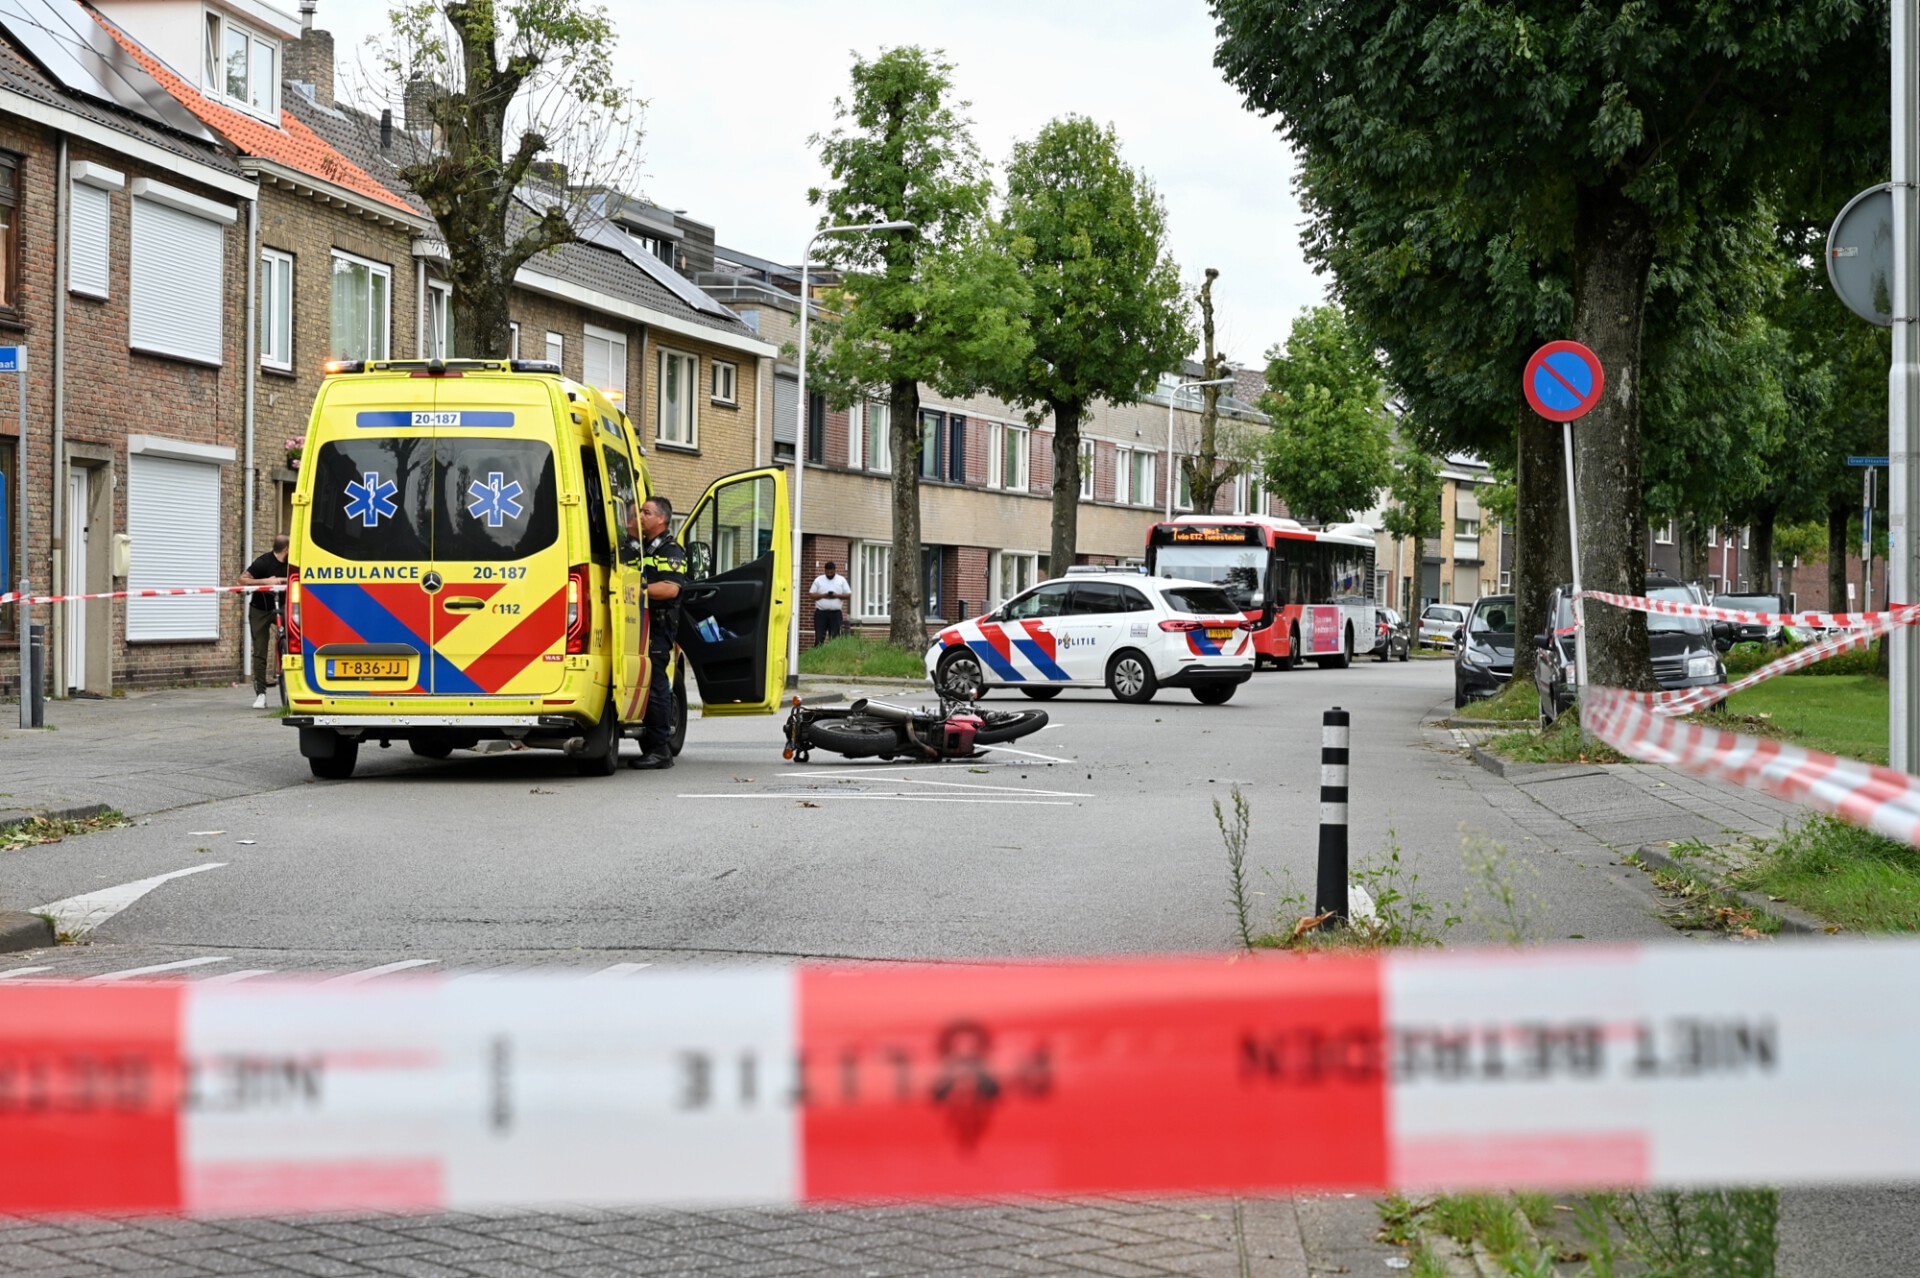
<box><xmin>327</xmin><ymin>658</ymin><xmax>408</xmax><ymax>680</ymax></box>
<box><xmin>1206</xmin><ymin>627</ymin><xmax>1233</xmax><ymax>641</ymax></box>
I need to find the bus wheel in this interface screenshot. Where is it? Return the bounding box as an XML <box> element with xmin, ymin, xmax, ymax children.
<box><xmin>1335</xmin><ymin>625</ymin><xmax>1353</xmax><ymax>669</ymax></box>
<box><xmin>1277</xmin><ymin>627</ymin><xmax>1299</xmax><ymax>671</ymax></box>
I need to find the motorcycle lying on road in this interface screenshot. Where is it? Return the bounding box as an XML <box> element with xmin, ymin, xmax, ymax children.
<box><xmin>782</xmin><ymin>693</ymin><xmax>1047</xmax><ymax>762</ymax></box>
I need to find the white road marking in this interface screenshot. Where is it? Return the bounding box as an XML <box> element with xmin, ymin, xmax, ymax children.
<box><xmin>680</xmin><ymin>794</ymin><xmax>1077</xmax><ymax>806</ymax></box>
<box><xmin>977</xmin><ymin>745</ymin><xmax>1075</xmax><ymax>763</ymax></box>
<box><xmin>584</xmin><ymin>962</ymin><xmax>652</xmax><ymax>979</ymax></box>
<box><xmin>1350</xmin><ymin>883</ymin><xmax>1378</xmax><ymax>924</ymax></box>
<box><xmin>319</xmin><ymin>959</ymin><xmax>439</xmax><ymax>985</ymax></box>
<box><xmin>33</xmin><ymin>862</ymin><xmax>227</xmax><ymax>937</ymax></box>
<box><xmin>85</xmin><ymin>956</ymin><xmax>230</xmax><ymax>982</ymax></box>
<box><xmin>199</xmin><ymin>969</ymin><xmax>277</xmax><ymax>985</ymax></box>
<box><xmin>0</xmin><ymin>967</ymin><xmax>51</xmax><ymax>980</ymax></box>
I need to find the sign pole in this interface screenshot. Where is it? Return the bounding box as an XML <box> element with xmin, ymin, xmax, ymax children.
<box><xmin>13</xmin><ymin>346</ymin><xmax>26</xmax><ymax>728</ymax></box>
<box><xmin>1867</xmin><ymin>466</ymin><xmax>1877</xmax><ymax>614</ymax></box>
<box><xmin>1893</xmin><ymin>0</ymin><xmax>1920</xmax><ymax>773</ymax></box>
<box><xmin>1562</xmin><ymin>420</ymin><xmax>1588</xmax><ymax>753</ymax></box>
<box><xmin>1523</xmin><ymin>339</ymin><xmax>1604</xmax><ymax>753</ymax></box>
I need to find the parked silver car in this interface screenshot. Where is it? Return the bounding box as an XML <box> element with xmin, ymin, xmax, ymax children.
<box><xmin>1418</xmin><ymin>603</ymin><xmax>1469</xmax><ymax>649</ymax></box>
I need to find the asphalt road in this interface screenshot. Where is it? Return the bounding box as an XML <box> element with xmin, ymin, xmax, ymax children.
<box><xmin>0</xmin><ymin>658</ymin><xmax>1903</xmax><ymax>1276</ymax></box>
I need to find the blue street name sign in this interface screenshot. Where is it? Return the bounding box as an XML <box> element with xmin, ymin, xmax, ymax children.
<box><xmin>0</xmin><ymin>346</ymin><xmax>24</xmax><ymax>374</ymax></box>
<box><xmin>1848</xmin><ymin>455</ymin><xmax>1891</xmax><ymax>467</ymax></box>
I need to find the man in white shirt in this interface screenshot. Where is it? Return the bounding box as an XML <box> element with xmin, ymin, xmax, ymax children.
<box><xmin>808</xmin><ymin>559</ymin><xmax>852</xmax><ymax>647</ymax></box>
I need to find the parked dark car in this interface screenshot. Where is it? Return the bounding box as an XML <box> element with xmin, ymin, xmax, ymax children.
<box><xmin>1454</xmin><ymin>594</ymin><xmax>1516</xmax><ymax>708</ymax></box>
<box><xmin>1535</xmin><ymin>575</ymin><xmax>1731</xmax><ymax>724</ymax></box>
<box><xmin>1370</xmin><ymin>607</ymin><xmax>1412</xmax><ymax>662</ymax></box>
<box><xmin>1712</xmin><ymin>593</ymin><xmax>1785</xmax><ymax>645</ymax></box>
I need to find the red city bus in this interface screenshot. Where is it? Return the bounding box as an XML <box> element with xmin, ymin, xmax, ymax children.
<box><xmin>1144</xmin><ymin>515</ymin><xmax>1377</xmax><ymax>668</ymax></box>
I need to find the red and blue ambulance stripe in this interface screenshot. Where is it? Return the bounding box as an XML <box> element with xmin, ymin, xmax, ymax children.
<box><xmin>301</xmin><ymin>582</ymin><xmax>559</xmax><ymax>695</ymax></box>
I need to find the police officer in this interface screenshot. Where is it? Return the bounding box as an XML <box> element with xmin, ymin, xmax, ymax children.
<box><xmin>628</xmin><ymin>495</ymin><xmax>688</xmax><ymax>770</ymax></box>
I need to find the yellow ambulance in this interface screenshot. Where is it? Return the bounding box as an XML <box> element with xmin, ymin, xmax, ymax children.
<box><xmin>281</xmin><ymin>358</ymin><xmax>790</xmax><ymax>779</ymax></box>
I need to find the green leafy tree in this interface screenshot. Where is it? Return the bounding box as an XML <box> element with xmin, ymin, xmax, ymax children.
<box><xmin>994</xmin><ymin>115</ymin><xmax>1191</xmax><ymax>572</ymax></box>
<box><xmin>1214</xmin><ymin>0</ymin><xmax>1886</xmax><ymax>688</ymax></box>
<box><xmin>809</xmin><ymin>47</ymin><xmax>1032</xmax><ymax>646</ymax></box>
<box><xmin>375</xmin><ymin>0</ymin><xmax>642</xmax><ymax>358</ymax></box>
<box><xmin>1379</xmin><ymin>443</ymin><xmax>1443</xmax><ymax>617</ymax></box>
<box><xmin>1258</xmin><ymin>306</ymin><xmax>1393</xmax><ymax>524</ymax></box>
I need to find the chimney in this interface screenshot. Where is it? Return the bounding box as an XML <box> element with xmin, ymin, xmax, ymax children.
<box><xmin>404</xmin><ymin>75</ymin><xmax>446</xmax><ymax>136</ymax></box>
<box><xmin>284</xmin><ymin>25</ymin><xmax>335</xmax><ymax>108</ymax></box>
<box><xmin>379</xmin><ymin>108</ymin><xmax>392</xmax><ymax>151</ymax></box>
<box><xmin>299</xmin><ymin>0</ymin><xmax>315</xmax><ymax>31</ymax></box>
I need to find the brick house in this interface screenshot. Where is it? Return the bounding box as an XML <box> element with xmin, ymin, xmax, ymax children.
<box><xmin>0</xmin><ymin>2</ymin><xmax>255</xmax><ymax>698</ymax></box>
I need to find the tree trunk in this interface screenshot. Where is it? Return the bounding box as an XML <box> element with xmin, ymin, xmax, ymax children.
<box><xmin>1750</xmin><ymin>505</ymin><xmax>1778</xmax><ymax>596</ymax></box>
<box><xmin>1514</xmin><ymin>406</ymin><xmax>1567</xmax><ymax>684</ymax></box>
<box><xmin>1570</xmin><ymin>184</ymin><xmax>1657</xmax><ymax>690</ymax></box>
<box><xmin>1185</xmin><ymin>268</ymin><xmax>1236</xmax><ymax>514</ymax></box>
<box><xmin>886</xmin><ymin>377</ymin><xmax>925</xmax><ymax>648</ymax></box>
<box><xmin>1828</xmin><ymin>497</ymin><xmax>1851</xmax><ymax>612</ymax></box>
<box><xmin>1679</xmin><ymin>516</ymin><xmax>1708</xmax><ymax>586</ymax></box>
<box><xmin>1394</xmin><ymin>534</ymin><xmax>1407</xmax><ymax>615</ymax></box>
<box><xmin>1049</xmin><ymin>398</ymin><xmax>1084</xmax><ymax>576</ymax></box>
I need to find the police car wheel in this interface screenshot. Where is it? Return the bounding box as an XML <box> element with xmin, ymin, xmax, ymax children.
<box><xmin>1019</xmin><ymin>686</ymin><xmax>1062</xmax><ymax>700</ymax></box>
<box><xmin>937</xmin><ymin>650</ymin><xmax>988</xmax><ymax>701</ymax></box>
<box><xmin>1107</xmin><ymin>651</ymin><xmax>1158</xmax><ymax>704</ymax></box>
<box><xmin>1192</xmin><ymin>684</ymin><xmax>1236</xmax><ymax>705</ymax></box>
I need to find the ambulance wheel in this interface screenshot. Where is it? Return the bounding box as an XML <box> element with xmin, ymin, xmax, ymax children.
<box><xmin>670</xmin><ymin>673</ymin><xmax>688</xmax><ymax>757</ymax></box>
<box><xmin>1107</xmin><ymin>650</ymin><xmax>1158</xmax><ymax>704</ymax></box>
<box><xmin>936</xmin><ymin>649</ymin><xmax>988</xmax><ymax>701</ymax></box>
<box><xmin>408</xmin><ymin>736</ymin><xmax>453</xmax><ymax>759</ymax></box>
<box><xmin>576</xmin><ymin>701</ymin><xmax>620</xmax><ymax>777</ymax></box>
<box><xmin>1019</xmin><ymin>686</ymin><xmax>1062</xmax><ymax>700</ymax></box>
<box><xmin>308</xmin><ymin>737</ymin><xmax>358</xmax><ymax>780</ymax></box>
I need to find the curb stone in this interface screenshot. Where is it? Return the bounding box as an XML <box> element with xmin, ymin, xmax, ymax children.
<box><xmin>797</xmin><ymin>673</ymin><xmax>928</xmax><ymax>687</ymax></box>
<box><xmin>0</xmin><ymin>911</ymin><xmax>54</xmax><ymax>952</ymax></box>
<box><xmin>1466</xmin><ymin>744</ymin><xmax>1604</xmax><ymax>783</ymax></box>
<box><xmin>0</xmin><ymin>802</ymin><xmax>113</xmax><ymax>834</ymax></box>
<box><xmin>1633</xmin><ymin>843</ymin><xmax>1829</xmax><ymax>936</ymax></box>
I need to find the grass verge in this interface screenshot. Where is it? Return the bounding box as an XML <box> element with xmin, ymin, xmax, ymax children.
<box><xmin>797</xmin><ymin>634</ymin><xmax>928</xmax><ymax>680</ymax></box>
<box><xmin>1484</xmin><ymin>707</ymin><xmax>1628</xmax><ymax>765</ymax></box>
<box><xmin>1729</xmin><ymin>813</ymin><xmax>1920</xmax><ymax>932</ymax></box>
<box><xmin>1704</xmin><ymin>672</ymin><xmax>1888</xmax><ymax>766</ymax></box>
<box><xmin>1457</xmin><ymin>675</ymin><xmax>1539</xmax><ymax>722</ymax></box>
<box><xmin>1633</xmin><ymin>847</ymin><xmax>1780</xmax><ymax>938</ymax></box>
<box><xmin>0</xmin><ymin>809</ymin><xmax>130</xmax><ymax>853</ymax></box>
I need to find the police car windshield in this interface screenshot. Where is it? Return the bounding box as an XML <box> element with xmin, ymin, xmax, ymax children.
<box><xmin>1162</xmin><ymin>585</ymin><xmax>1241</xmax><ymax>616</ymax></box>
<box><xmin>308</xmin><ymin>436</ymin><xmax>557</xmax><ymax>561</ymax></box>
<box><xmin>1152</xmin><ymin>547</ymin><xmax>1265</xmax><ymax>609</ymax></box>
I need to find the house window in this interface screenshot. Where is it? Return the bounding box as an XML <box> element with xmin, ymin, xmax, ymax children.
<box><xmin>132</xmin><ymin>180</ymin><xmax>233</xmax><ymax>364</ymax></box>
<box><xmin>808</xmin><ymin>392</ymin><xmax>826</xmax><ymax>464</ymax></box>
<box><xmin>946</xmin><ymin>416</ymin><xmax>966</xmax><ymax>483</ymax></box>
<box><xmin>1078</xmin><ymin>439</ymin><xmax>1095</xmax><ymax>501</ymax></box>
<box><xmin>1455</xmin><ymin>517</ymin><xmax>1480</xmax><ymax>537</ymax></box>
<box><xmin>1707</xmin><ymin>526</ymin><xmax>1719</xmax><ymax>547</ymax></box>
<box><xmin>1247</xmin><ymin>473</ymin><xmax>1266</xmax><ymax>514</ymax></box>
<box><xmin>583</xmin><ymin>323</ymin><xmax>627</xmax><ymax>394</ymax></box>
<box><xmin>999</xmin><ymin>422</ymin><xmax>1030</xmax><ymax>491</ymax></box>
<box><xmin>657</xmin><ymin>348</ymin><xmax>698</xmax><ymax>447</ymax></box>
<box><xmin>920</xmin><ymin>410</ymin><xmax>942</xmax><ymax>480</ymax></box>
<box><xmin>1654</xmin><ymin>521</ymin><xmax>1674</xmax><ymax>545</ymax></box>
<box><xmin>0</xmin><ymin>154</ymin><xmax>17</xmax><ymax>313</ymax></box>
<box><xmin>260</xmin><ymin>248</ymin><xmax>293</xmax><ymax>370</ymax></box>
<box><xmin>425</xmin><ymin>280</ymin><xmax>453</xmax><ymax>360</ymax></box>
<box><xmin>69</xmin><ymin>163</ymin><xmax>121</xmax><ymax>299</ymax></box>
<box><xmin>1117</xmin><ymin>448</ymin><xmax>1155</xmax><ymax>506</ymax></box>
<box><xmin>994</xmin><ymin>550</ymin><xmax>1040</xmax><ymax>607</ymax></box>
<box><xmin>545</xmin><ymin>330</ymin><xmax>564</xmax><ymax>369</ymax></box>
<box><xmin>1741</xmin><ymin>526</ymin><xmax>1751</xmax><ymax>549</ymax></box>
<box><xmin>862</xmin><ymin>401</ymin><xmax>892</xmax><ymax>472</ymax></box>
<box><xmin>204</xmin><ymin>11</ymin><xmax>279</xmax><ymax>120</ymax></box>
<box><xmin>509</xmin><ymin>321</ymin><xmax>520</xmax><ymax>359</ymax></box>
<box><xmin>711</xmin><ymin>359</ymin><xmax>737</xmax><ymax>405</ymax></box>
<box><xmin>328</xmin><ymin>250</ymin><xmax>390</xmax><ymax>361</ymax></box>
<box><xmin>857</xmin><ymin>542</ymin><xmax>891</xmax><ymax>620</ymax></box>
<box><xmin>1175</xmin><ymin>458</ymin><xmax>1194</xmax><ymax>512</ymax></box>
<box><xmin>126</xmin><ymin>441</ymin><xmax>232</xmax><ymax>640</ymax></box>
<box><xmin>923</xmin><ymin>546</ymin><xmax>943</xmax><ymax>619</ymax></box>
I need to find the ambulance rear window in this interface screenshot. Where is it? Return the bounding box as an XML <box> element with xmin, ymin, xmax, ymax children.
<box><xmin>307</xmin><ymin>436</ymin><xmax>557</xmax><ymax>561</ymax></box>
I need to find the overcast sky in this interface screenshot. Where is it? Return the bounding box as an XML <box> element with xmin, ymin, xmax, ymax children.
<box><xmin>318</xmin><ymin>0</ymin><xmax>1326</xmax><ymax>368</ymax></box>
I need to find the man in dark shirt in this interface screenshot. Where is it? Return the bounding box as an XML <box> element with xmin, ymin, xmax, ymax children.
<box><xmin>239</xmin><ymin>534</ymin><xmax>289</xmax><ymax>709</ymax></box>
<box><xmin>628</xmin><ymin>496</ymin><xmax>688</xmax><ymax>770</ymax></box>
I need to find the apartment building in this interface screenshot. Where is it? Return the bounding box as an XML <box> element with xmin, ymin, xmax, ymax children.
<box><xmin>1365</xmin><ymin>453</ymin><xmax>1506</xmax><ymax>614</ymax></box>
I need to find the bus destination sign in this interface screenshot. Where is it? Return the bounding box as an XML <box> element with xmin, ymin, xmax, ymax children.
<box><xmin>1167</xmin><ymin>525</ymin><xmax>1259</xmax><ymax>545</ymax></box>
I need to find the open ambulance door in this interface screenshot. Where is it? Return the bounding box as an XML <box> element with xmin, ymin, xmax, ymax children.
<box><xmin>676</xmin><ymin>467</ymin><xmax>790</xmax><ymax>715</ymax></box>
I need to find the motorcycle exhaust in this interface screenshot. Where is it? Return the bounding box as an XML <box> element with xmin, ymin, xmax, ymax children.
<box><xmin>847</xmin><ymin>698</ymin><xmax>924</xmax><ymax>724</ymax></box>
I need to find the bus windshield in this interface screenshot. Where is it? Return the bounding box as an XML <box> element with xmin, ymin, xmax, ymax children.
<box><xmin>1150</xmin><ymin>546</ymin><xmax>1266</xmax><ymax>609</ymax></box>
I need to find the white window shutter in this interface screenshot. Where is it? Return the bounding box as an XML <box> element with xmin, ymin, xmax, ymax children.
<box><xmin>69</xmin><ymin>182</ymin><xmax>110</xmax><ymax>298</ymax></box>
<box><xmin>130</xmin><ymin>198</ymin><xmax>224</xmax><ymax>363</ymax></box>
<box><xmin>126</xmin><ymin>455</ymin><xmax>221</xmax><ymax>640</ymax></box>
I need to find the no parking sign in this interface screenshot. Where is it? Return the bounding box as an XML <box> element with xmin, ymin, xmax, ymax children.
<box><xmin>1523</xmin><ymin>340</ymin><xmax>1605</xmax><ymax>422</ymax></box>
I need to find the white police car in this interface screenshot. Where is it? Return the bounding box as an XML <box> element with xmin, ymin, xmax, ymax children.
<box><xmin>926</xmin><ymin>573</ymin><xmax>1256</xmax><ymax>704</ymax></box>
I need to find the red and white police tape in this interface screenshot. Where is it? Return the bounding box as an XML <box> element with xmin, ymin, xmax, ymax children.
<box><xmin>0</xmin><ymin>583</ymin><xmax>282</xmax><ymax>608</ymax></box>
<box><xmin>1586</xmin><ymin>686</ymin><xmax>1920</xmax><ymax>845</ymax></box>
<box><xmin>1572</xmin><ymin>590</ymin><xmax>1920</xmax><ymax>632</ymax></box>
<box><xmin>4</xmin><ymin>945</ymin><xmax>1920</xmax><ymax>1217</ymax></box>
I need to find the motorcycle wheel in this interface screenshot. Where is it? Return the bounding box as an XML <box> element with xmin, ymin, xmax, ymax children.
<box><xmin>972</xmin><ymin>708</ymin><xmax>1048</xmax><ymax>745</ymax></box>
<box><xmin>802</xmin><ymin>715</ymin><xmax>908</xmax><ymax>759</ymax></box>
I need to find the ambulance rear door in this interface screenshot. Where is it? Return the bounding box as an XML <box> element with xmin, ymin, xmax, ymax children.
<box><xmin>676</xmin><ymin>467</ymin><xmax>791</xmax><ymax>715</ymax></box>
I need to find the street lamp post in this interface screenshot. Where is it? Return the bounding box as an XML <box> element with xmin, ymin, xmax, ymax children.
<box><xmin>788</xmin><ymin>220</ymin><xmax>915</xmax><ymax>689</ymax></box>
<box><xmin>1164</xmin><ymin>376</ymin><xmax>1237</xmax><ymax>521</ymax></box>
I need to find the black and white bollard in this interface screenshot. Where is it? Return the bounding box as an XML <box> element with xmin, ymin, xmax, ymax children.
<box><xmin>1314</xmin><ymin>706</ymin><xmax>1350</xmax><ymax>922</ymax></box>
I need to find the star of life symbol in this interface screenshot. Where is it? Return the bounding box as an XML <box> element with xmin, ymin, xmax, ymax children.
<box><xmin>343</xmin><ymin>471</ymin><xmax>398</xmax><ymax>528</ymax></box>
<box><xmin>467</xmin><ymin>472</ymin><xmax>525</xmax><ymax>528</ymax></box>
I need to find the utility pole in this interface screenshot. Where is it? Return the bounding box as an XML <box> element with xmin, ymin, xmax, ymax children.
<box><xmin>1893</xmin><ymin>0</ymin><xmax>1920</xmax><ymax>771</ymax></box>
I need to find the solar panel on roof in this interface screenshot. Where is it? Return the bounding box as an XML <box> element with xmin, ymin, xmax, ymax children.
<box><xmin>0</xmin><ymin>0</ymin><xmax>217</xmax><ymax>143</ymax></box>
<box><xmin>574</xmin><ymin>209</ymin><xmax>737</xmax><ymax>320</ymax></box>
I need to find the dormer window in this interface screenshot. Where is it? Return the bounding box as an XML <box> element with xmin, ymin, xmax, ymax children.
<box><xmin>204</xmin><ymin>9</ymin><xmax>278</xmax><ymax>120</ymax></box>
